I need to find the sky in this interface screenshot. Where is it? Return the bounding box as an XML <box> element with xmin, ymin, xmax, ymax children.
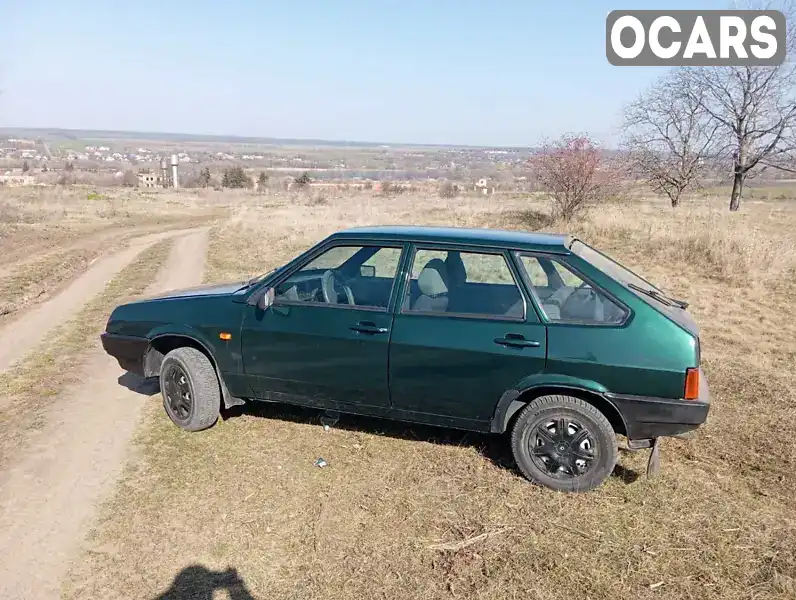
<box><xmin>0</xmin><ymin>0</ymin><xmax>731</xmax><ymax>147</ymax></box>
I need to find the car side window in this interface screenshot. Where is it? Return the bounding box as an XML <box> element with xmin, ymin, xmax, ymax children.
<box><xmin>521</xmin><ymin>256</ymin><xmax>549</xmax><ymax>287</ymax></box>
<box><xmin>403</xmin><ymin>248</ymin><xmax>524</xmax><ymax>319</ymax></box>
<box><xmin>519</xmin><ymin>255</ymin><xmax>627</xmax><ymax>325</ymax></box>
<box><xmin>274</xmin><ymin>244</ymin><xmax>402</xmax><ymax>309</ymax></box>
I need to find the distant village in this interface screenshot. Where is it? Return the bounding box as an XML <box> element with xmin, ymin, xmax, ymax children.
<box><xmin>0</xmin><ymin>134</ymin><xmax>532</xmax><ymax>192</ymax></box>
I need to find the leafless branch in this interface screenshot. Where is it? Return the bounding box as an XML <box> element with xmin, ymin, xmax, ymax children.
<box><xmin>679</xmin><ymin>0</ymin><xmax>796</xmax><ymax>210</ymax></box>
<box><xmin>621</xmin><ymin>70</ymin><xmax>718</xmax><ymax>207</ymax></box>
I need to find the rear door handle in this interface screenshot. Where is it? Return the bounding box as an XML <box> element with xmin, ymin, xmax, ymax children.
<box><xmin>494</xmin><ymin>334</ymin><xmax>540</xmax><ymax>348</ymax></box>
<box><xmin>350</xmin><ymin>321</ymin><xmax>389</xmax><ymax>335</ymax></box>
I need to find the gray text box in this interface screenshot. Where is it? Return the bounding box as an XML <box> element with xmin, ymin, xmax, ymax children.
<box><xmin>606</xmin><ymin>10</ymin><xmax>786</xmax><ymax>66</ymax></box>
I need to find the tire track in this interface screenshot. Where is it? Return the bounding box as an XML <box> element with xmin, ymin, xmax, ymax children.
<box><xmin>0</xmin><ymin>228</ymin><xmax>209</xmax><ymax>600</ymax></box>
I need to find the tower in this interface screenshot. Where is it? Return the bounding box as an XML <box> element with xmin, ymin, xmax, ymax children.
<box><xmin>171</xmin><ymin>154</ymin><xmax>179</xmax><ymax>189</ymax></box>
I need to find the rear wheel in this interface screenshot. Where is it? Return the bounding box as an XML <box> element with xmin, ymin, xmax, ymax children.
<box><xmin>510</xmin><ymin>395</ymin><xmax>617</xmax><ymax>492</ymax></box>
<box><xmin>160</xmin><ymin>347</ymin><xmax>220</xmax><ymax>431</ymax></box>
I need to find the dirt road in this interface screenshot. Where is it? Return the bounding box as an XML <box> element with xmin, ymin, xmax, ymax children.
<box><xmin>0</xmin><ymin>221</ymin><xmax>207</xmax><ymax>280</ymax></box>
<box><xmin>0</xmin><ymin>228</ymin><xmax>200</xmax><ymax>374</ymax></box>
<box><xmin>0</xmin><ymin>228</ymin><xmax>209</xmax><ymax>600</ymax></box>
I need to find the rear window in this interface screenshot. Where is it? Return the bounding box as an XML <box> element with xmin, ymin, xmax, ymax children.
<box><xmin>570</xmin><ymin>239</ymin><xmax>700</xmax><ymax>335</ymax></box>
<box><xmin>569</xmin><ymin>239</ymin><xmax>664</xmax><ymax>294</ymax></box>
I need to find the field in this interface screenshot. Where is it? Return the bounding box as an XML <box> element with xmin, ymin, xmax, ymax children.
<box><xmin>1</xmin><ymin>185</ymin><xmax>795</xmax><ymax>599</ymax></box>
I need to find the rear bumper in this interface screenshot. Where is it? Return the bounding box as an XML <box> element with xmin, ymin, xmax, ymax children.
<box><xmin>100</xmin><ymin>333</ymin><xmax>148</xmax><ymax>376</ymax></box>
<box><xmin>606</xmin><ymin>368</ymin><xmax>711</xmax><ymax>440</ymax></box>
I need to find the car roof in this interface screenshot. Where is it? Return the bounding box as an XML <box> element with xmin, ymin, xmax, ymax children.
<box><xmin>331</xmin><ymin>225</ymin><xmax>573</xmax><ymax>253</ymax></box>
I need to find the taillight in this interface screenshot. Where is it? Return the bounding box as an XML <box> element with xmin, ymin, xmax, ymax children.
<box><xmin>684</xmin><ymin>368</ymin><xmax>700</xmax><ymax>400</ymax></box>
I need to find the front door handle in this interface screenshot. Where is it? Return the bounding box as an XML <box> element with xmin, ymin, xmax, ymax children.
<box><xmin>494</xmin><ymin>334</ymin><xmax>540</xmax><ymax>348</ymax></box>
<box><xmin>350</xmin><ymin>321</ymin><xmax>389</xmax><ymax>335</ymax></box>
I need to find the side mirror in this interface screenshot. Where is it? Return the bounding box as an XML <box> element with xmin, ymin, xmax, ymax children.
<box><xmin>255</xmin><ymin>287</ymin><xmax>275</xmax><ymax>310</ymax></box>
<box><xmin>360</xmin><ymin>265</ymin><xmax>376</xmax><ymax>278</ymax></box>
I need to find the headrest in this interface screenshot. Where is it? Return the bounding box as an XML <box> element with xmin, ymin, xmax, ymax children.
<box><xmin>417</xmin><ymin>259</ymin><xmax>449</xmax><ymax>297</ymax></box>
<box><xmin>445</xmin><ymin>251</ymin><xmax>467</xmax><ymax>288</ymax></box>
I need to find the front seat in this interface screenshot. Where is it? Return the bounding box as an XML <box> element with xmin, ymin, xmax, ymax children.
<box><xmin>445</xmin><ymin>251</ymin><xmax>467</xmax><ymax>290</ymax></box>
<box><xmin>444</xmin><ymin>251</ymin><xmax>467</xmax><ymax>313</ymax></box>
<box><xmin>412</xmin><ymin>258</ymin><xmax>449</xmax><ymax>312</ymax></box>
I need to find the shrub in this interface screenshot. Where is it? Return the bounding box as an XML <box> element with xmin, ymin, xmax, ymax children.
<box><xmin>121</xmin><ymin>170</ymin><xmax>138</xmax><ymax>187</ymax></box>
<box><xmin>439</xmin><ymin>181</ymin><xmax>458</xmax><ymax>198</ymax></box>
<box><xmin>293</xmin><ymin>172</ymin><xmax>312</xmax><ymax>189</ymax></box>
<box><xmin>529</xmin><ymin>135</ymin><xmax>621</xmax><ymax>221</ymax></box>
<box><xmin>257</xmin><ymin>171</ymin><xmax>269</xmax><ymax>192</ymax></box>
<box><xmin>222</xmin><ymin>167</ymin><xmax>251</xmax><ymax>189</ymax></box>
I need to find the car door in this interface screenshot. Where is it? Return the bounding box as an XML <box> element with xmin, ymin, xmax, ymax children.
<box><xmin>240</xmin><ymin>242</ymin><xmax>405</xmax><ymax>409</ymax></box>
<box><xmin>388</xmin><ymin>245</ymin><xmax>547</xmax><ymax>424</ymax></box>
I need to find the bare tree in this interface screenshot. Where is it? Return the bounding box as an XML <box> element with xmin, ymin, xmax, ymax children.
<box><xmin>623</xmin><ymin>70</ymin><xmax>719</xmax><ymax>207</ymax></box>
<box><xmin>529</xmin><ymin>135</ymin><xmax>621</xmax><ymax>221</ymax></box>
<box><xmin>682</xmin><ymin>1</ymin><xmax>796</xmax><ymax>211</ymax></box>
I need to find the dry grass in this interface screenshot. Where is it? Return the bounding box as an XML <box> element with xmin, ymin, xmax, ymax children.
<box><xmin>562</xmin><ymin>202</ymin><xmax>796</xmax><ymax>285</ymax></box>
<box><xmin>0</xmin><ymin>239</ymin><xmax>173</xmax><ymax>468</ymax></box>
<box><xmin>0</xmin><ymin>186</ymin><xmax>225</xmax><ymax>318</ymax></box>
<box><xmin>0</xmin><ymin>185</ymin><xmax>224</xmax><ymax>259</ymax></box>
<box><xmin>58</xmin><ymin>191</ymin><xmax>796</xmax><ymax>599</ymax></box>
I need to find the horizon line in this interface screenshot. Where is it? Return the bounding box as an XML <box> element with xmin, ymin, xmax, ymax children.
<box><xmin>0</xmin><ymin>126</ymin><xmax>544</xmax><ymax>151</ymax></box>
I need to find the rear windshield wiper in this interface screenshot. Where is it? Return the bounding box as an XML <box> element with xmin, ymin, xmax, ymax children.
<box><xmin>628</xmin><ymin>283</ymin><xmax>689</xmax><ymax>309</ymax></box>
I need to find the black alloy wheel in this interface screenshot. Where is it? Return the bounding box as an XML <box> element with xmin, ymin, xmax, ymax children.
<box><xmin>163</xmin><ymin>364</ymin><xmax>193</xmax><ymax>421</ymax></box>
<box><xmin>529</xmin><ymin>417</ymin><xmax>596</xmax><ymax>478</ymax></box>
<box><xmin>159</xmin><ymin>346</ymin><xmax>221</xmax><ymax>432</ymax></box>
<box><xmin>510</xmin><ymin>395</ymin><xmax>618</xmax><ymax>492</ymax></box>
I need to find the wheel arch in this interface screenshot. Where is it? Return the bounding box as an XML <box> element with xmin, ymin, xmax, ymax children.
<box><xmin>491</xmin><ymin>385</ymin><xmax>628</xmax><ymax>437</ymax></box>
<box><xmin>145</xmin><ymin>332</ymin><xmax>242</xmax><ymax>409</ymax></box>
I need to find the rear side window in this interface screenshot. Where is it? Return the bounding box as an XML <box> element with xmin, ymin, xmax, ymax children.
<box><xmin>403</xmin><ymin>248</ymin><xmax>524</xmax><ymax>319</ymax></box>
<box><xmin>519</xmin><ymin>255</ymin><xmax>627</xmax><ymax>325</ymax></box>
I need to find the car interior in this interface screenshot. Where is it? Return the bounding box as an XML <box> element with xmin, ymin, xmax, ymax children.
<box><xmin>402</xmin><ymin>252</ymin><xmax>525</xmax><ymax>318</ymax></box>
<box><xmin>274</xmin><ymin>246</ymin><xmax>398</xmax><ymax>309</ymax></box>
<box><xmin>520</xmin><ymin>254</ymin><xmax>627</xmax><ymax>324</ymax></box>
<box><xmin>274</xmin><ymin>246</ymin><xmax>625</xmax><ymax>324</ymax></box>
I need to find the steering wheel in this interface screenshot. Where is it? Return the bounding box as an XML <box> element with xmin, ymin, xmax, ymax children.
<box><xmin>321</xmin><ymin>270</ymin><xmax>355</xmax><ymax>305</ymax></box>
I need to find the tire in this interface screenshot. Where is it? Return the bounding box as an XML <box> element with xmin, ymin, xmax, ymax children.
<box><xmin>510</xmin><ymin>395</ymin><xmax>617</xmax><ymax>492</ymax></box>
<box><xmin>160</xmin><ymin>346</ymin><xmax>220</xmax><ymax>432</ymax></box>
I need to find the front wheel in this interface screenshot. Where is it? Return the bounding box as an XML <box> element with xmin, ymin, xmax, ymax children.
<box><xmin>510</xmin><ymin>395</ymin><xmax>617</xmax><ymax>492</ymax></box>
<box><xmin>160</xmin><ymin>347</ymin><xmax>220</xmax><ymax>431</ymax></box>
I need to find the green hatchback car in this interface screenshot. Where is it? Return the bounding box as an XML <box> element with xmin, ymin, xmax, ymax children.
<box><xmin>102</xmin><ymin>226</ymin><xmax>710</xmax><ymax>492</ymax></box>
